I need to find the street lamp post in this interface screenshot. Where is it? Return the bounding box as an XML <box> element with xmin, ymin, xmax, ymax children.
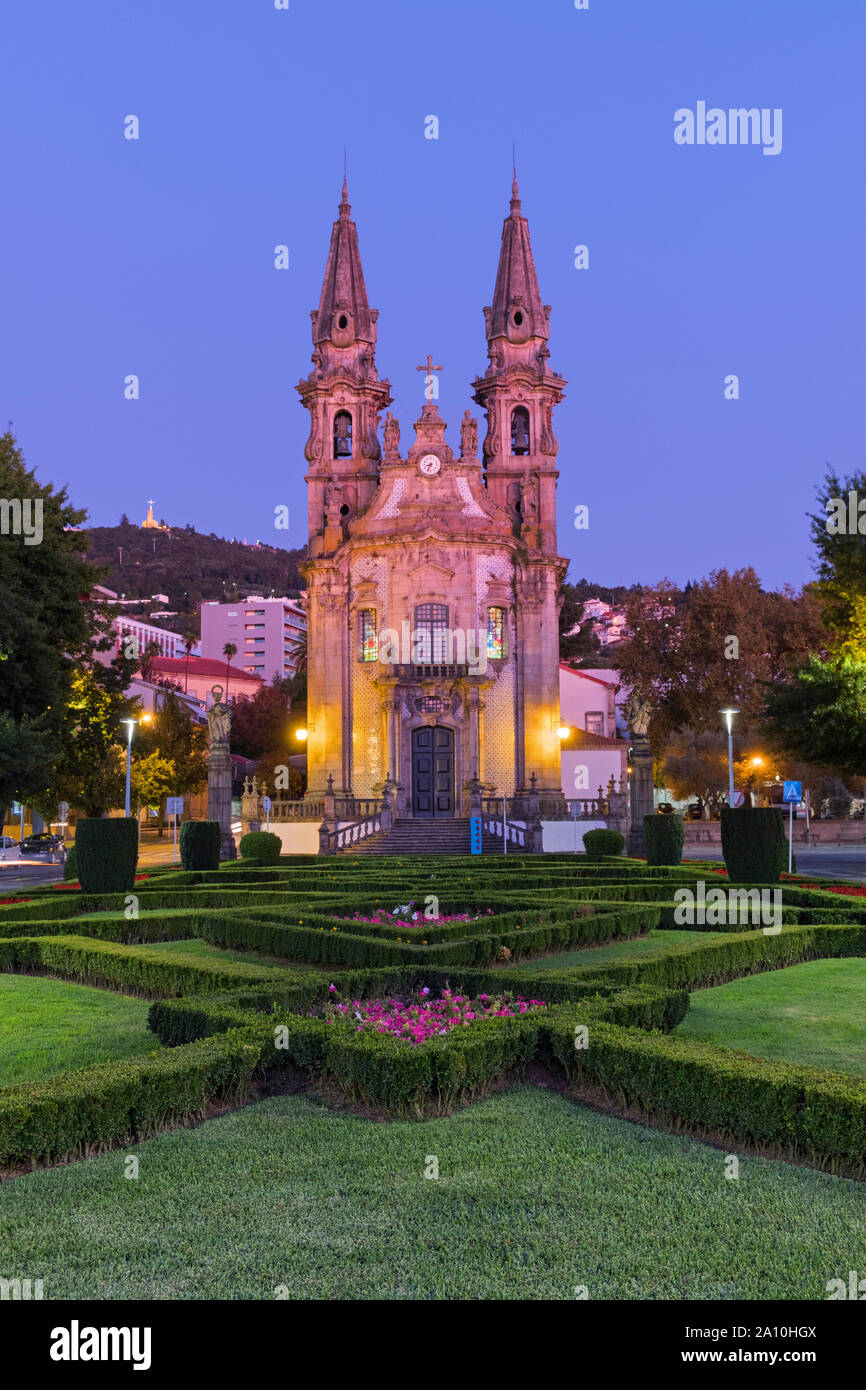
<box><xmin>121</xmin><ymin>719</ymin><xmax>136</xmax><ymax>817</ymax></box>
<box><xmin>720</xmin><ymin>708</ymin><xmax>739</xmax><ymax>806</ymax></box>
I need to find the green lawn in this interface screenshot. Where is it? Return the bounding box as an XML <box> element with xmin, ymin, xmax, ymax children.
<box><xmin>0</xmin><ymin>1086</ymin><xmax>863</xmax><ymax>1299</ymax></box>
<box><xmin>504</xmin><ymin>929</ymin><xmax>729</xmax><ymax>971</ymax></box>
<box><xmin>142</xmin><ymin>938</ymin><xmax>319</xmax><ymax>970</ymax></box>
<box><xmin>675</xmin><ymin>958</ymin><xmax>866</xmax><ymax>1075</ymax></box>
<box><xmin>0</xmin><ymin>975</ymin><xmax>157</xmax><ymax>1087</ymax></box>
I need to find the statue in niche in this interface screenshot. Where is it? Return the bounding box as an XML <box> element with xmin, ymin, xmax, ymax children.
<box><xmin>325</xmin><ymin>480</ymin><xmax>343</xmax><ymax>528</ymax></box>
<box><xmin>522</xmin><ymin>475</ymin><xmax>539</xmax><ymax>522</ymax></box>
<box><xmin>460</xmin><ymin>410</ymin><xmax>478</xmax><ymax>457</ymax></box>
<box><xmin>383</xmin><ymin>411</ymin><xmax>400</xmax><ymax>459</ymax></box>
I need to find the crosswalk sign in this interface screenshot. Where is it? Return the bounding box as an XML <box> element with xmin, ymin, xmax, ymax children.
<box><xmin>782</xmin><ymin>781</ymin><xmax>802</xmax><ymax>804</ymax></box>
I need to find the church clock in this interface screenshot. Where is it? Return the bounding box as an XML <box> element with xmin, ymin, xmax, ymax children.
<box><xmin>418</xmin><ymin>453</ymin><xmax>441</xmax><ymax>476</ymax></box>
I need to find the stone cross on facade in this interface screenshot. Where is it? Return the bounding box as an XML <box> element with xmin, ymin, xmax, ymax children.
<box><xmin>416</xmin><ymin>354</ymin><xmax>443</xmax><ymax>402</ymax></box>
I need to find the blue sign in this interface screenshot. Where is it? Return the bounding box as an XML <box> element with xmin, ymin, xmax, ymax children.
<box><xmin>782</xmin><ymin>781</ymin><xmax>802</xmax><ymax>804</ymax></box>
<box><xmin>470</xmin><ymin>817</ymin><xmax>482</xmax><ymax>855</ymax></box>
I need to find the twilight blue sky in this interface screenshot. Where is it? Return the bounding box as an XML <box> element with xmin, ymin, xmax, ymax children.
<box><xmin>1</xmin><ymin>0</ymin><xmax>863</xmax><ymax>591</ymax></box>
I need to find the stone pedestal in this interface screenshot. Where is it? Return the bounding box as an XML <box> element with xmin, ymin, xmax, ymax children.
<box><xmin>208</xmin><ymin>743</ymin><xmax>237</xmax><ymax>860</ymax></box>
<box><xmin>627</xmin><ymin>735</ymin><xmax>654</xmax><ymax>858</ymax></box>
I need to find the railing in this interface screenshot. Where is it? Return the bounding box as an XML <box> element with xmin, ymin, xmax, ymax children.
<box><xmin>564</xmin><ymin>796</ymin><xmax>609</xmax><ymax>820</ymax></box>
<box><xmin>480</xmin><ymin>813</ymin><xmax>526</xmax><ymax>849</ymax></box>
<box><xmin>265</xmin><ymin>800</ymin><xmax>324</xmax><ymax>822</ymax></box>
<box><xmin>323</xmin><ymin>810</ymin><xmax>384</xmax><ymax>853</ymax></box>
<box><xmin>391</xmin><ymin>664</ymin><xmax>469</xmax><ymax>680</ymax></box>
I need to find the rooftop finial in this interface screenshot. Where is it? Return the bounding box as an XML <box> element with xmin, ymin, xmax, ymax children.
<box><xmin>510</xmin><ymin>146</ymin><xmax>521</xmax><ymax>211</ymax></box>
<box><xmin>340</xmin><ymin>152</ymin><xmax>350</xmax><ymax>216</ymax></box>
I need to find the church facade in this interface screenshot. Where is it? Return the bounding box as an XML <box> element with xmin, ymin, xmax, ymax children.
<box><xmin>298</xmin><ymin>179</ymin><xmax>568</xmax><ymax>818</ymax></box>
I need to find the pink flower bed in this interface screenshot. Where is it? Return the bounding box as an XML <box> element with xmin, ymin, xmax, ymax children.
<box><xmin>314</xmin><ymin>986</ymin><xmax>547</xmax><ymax>1044</ymax></box>
<box><xmin>339</xmin><ymin>903</ymin><xmax>495</xmax><ymax>931</ymax></box>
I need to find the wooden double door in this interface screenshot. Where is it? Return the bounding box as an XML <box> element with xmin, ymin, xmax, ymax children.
<box><xmin>411</xmin><ymin>726</ymin><xmax>454</xmax><ymax>818</ymax></box>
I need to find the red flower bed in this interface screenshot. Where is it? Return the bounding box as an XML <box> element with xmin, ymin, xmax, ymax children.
<box><xmin>51</xmin><ymin>873</ymin><xmax>150</xmax><ymax>891</ymax></box>
<box><xmin>0</xmin><ymin>897</ymin><xmax>32</xmax><ymax>905</ymax></box>
<box><xmin>815</xmin><ymin>884</ymin><xmax>866</xmax><ymax>898</ymax></box>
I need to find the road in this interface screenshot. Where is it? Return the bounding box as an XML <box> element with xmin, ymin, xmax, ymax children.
<box><xmin>684</xmin><ymin>844</ymin><xmax>866</xmax><ymax>881</ymax></box>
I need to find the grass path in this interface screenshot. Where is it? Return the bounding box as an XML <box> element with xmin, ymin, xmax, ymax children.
<box><xmin>0</xmin><ymin>975</ymin><xmax>156</xmax><ymax>1086</ymax></box>
<box><xmin>675</xmin><ymin>958</ymin><xmax>866</xmax><ymax>1075</ymax></box>
<box><xmin>141</xmin><ymin>937</ymin><xmax>315</xmax><ymax>970</ymax></box>
<box><xmin>0</xmin><ymin>1087</ymin><xmax>864</xmax><ymax>1299</ymax></box>
<box><xmin>504</xmin><ymin>929</ymin><xmax>729</xmax><ymax>972</ymax></box>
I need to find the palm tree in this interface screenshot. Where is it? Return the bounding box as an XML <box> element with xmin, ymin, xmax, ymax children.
<box><xmin>222</xmin><ymin>642</ymin><xmax>237</xmax><ymax>701</ymax></box>
<box><xmin>182</xmin><ymin>628</ymin><xmax>197</xmax><ymax>694</ymax></box>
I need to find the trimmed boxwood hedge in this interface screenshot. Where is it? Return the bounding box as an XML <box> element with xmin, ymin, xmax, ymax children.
<box><xmin>580</xmin><ymin>829</ymin><xmax>626</xmax><ymax>859</ymax></box>
<box><xmin>0</xmin><ymin>934</ymin><xmax>300</xmax><ymax>997</ymax></box>
<box><xmin>643</xmin><ymin>814</ymin><xmax>684</xmax><ymax>866</ymax></box>
<box><xmin>238</xmin><ymin>831</ymin><xmax>282</xmax><ymax>862</ymax></box>
<box><xmin>721</xmin><ymin>806</ymin><xmax>787</xmax><ymax>883</ymax></box>
<box><xmin>75</xmin><ymin>818</ymin><xmax>138</xmax><ymax>894</ymax></box>
<box><xmin>0</xmin><ymin>1032</ymin><xmax>263</xmax><ymax>1169</ymax></box>
<box><xmin>547</xmin><ymin>1017</ymin><xmax>866</xmax><ymax>1175</ymax></box>
<box><xmin>180</xmin><ymin>821</ymin><xmax>221</xmax><ymax>871</ymax></box>
<box><xmin>4</xmin><ymin>853</ymin><xmax>866</xmax><ymax>1172</ymax></box>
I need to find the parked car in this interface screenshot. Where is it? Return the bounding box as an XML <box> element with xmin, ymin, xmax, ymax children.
<box><xmin>19</xmin><ymin>831</ymin><xmax>64</xmax><ymax>855</ymax></box>
<box><xmin>656</xmin><ymin>803</ymin><xmax>674</xmax><ymax>815</ymax></box>
<box><xmin>0</xmin><ymin>834</ymin><xmax>19</xmax><ymax>849</ymax></box>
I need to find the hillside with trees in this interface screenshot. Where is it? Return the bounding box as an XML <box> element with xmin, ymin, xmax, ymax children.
<box><xmin>83</xmin><ymin>519</ymin><xmax>305</xmax><ymax>619</ymax></box>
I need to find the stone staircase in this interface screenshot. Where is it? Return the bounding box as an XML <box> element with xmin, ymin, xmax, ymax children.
<box><xmin>342</xmin><ymin>817</ymin><xmax>504</xmax><ymax>856</ymax></box>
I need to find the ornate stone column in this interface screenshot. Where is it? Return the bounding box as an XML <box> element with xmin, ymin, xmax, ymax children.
<box><xmin>206</xmin><ymin>685</ymin><xmax>237</xmax><ymax>861</ymax></box>
<box><xmin>625</xmin><ymin>695</ymin><xmax>653</xmax><ymax>858</ymax></box>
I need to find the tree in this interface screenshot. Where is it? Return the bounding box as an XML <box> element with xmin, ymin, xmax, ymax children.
<box><xmin>230</xmin><ymin>678</ymin><xmax>291</xmax><ymax>759</ymax></box>
<box><xmin>222</xmin><ymin>642</ymin><xmax>238</xmax><ymax>699</ymax></box>
<box><xmin>131</xmin><ymin>752</ymin><xmax>176</xmax><ymax>813</ymax></box>
<box><xmin>616</xmin><ymin>569</ymin><xmax>827</xmax><ymax>746</ymax></box>
<box><xmin>807</xmin><ymin>466</ymin><xmax>866</xmax><ymax>657</ymax></box>
<box><xmin>0</xmin><ymin>430</ymin><xmax>122</xmax><ymax>814</ymax></box>
<box><xmin>0</xmin><ymin>713</ymin><xmax>54</xmax><ymax>826</ymax></box>
<box><xmin>49</xmin><ymin>667</ymin><xmax>140</xmax><ymax>817</ymax></box>
<box><xmin>558</xmin><ymin>583</ymin><xmax>602</xmax><ymax>666</ymax></box>
<box><xmin>764</xmin><ymin>654</ymin><xmax>866</xmax><ymax>778</ymax></box>
<box><xmin>136</xmin><ymin>693</ymin><xmax>207</xmax><ymax>833</ymax></box>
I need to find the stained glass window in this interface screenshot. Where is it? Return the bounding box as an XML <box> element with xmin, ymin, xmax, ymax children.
<box><xmin>487</xmin><ymin>607</ymin><xmax>505</xmax><ymax>658</ymax></box>
<box><xmin>360</xmin><ymin>609</ymin><xmax>378</xmax><ymax>662</ymax></box>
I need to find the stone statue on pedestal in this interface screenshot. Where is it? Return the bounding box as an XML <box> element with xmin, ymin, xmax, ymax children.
<box><xmin>207</xmin><ymin>684</ymin><xmax>237</xmax><ymax>860</ymax></box>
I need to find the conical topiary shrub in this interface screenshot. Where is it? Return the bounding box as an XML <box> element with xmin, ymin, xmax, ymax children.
<box><xmin>720</xmin><ymin>806</ymin><xmax>787</xmax><ymax>883</ymax></box>
<box><xmin>75</xmin><ymin>818</ymin><xmax>138</xmax><ymax>894</ymax></box>
<box><xmin>643</xmin><ymin>813</ymin><xmax>684</xmax><ymax>866</ymax></box>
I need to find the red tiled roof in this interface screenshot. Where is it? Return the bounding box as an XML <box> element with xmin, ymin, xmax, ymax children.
<box><xmin>568</xmin><ymin>728</ymin><xmax>627</xmax><ymax>749</ymax></box>
<box><xmin>148</xmin><ymin>657</ymin><xmax>262</xmax><ymax>682</ymax></box>
<box><xmin>559</xmin><ymin>664</ymin><xmax>618</xmax><ymax>688</ymax></box>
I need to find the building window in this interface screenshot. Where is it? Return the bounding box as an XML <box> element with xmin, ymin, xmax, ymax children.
<box><xmin>359</xmin><ymin>608</ymin><xmax>378</xmax><ymax>662</ymax></box>
<box><xmin>413</xmin><ymin>603</ymin><xmax>449</xmax><ymax>662</ymax></box>
<box><xmin>333</xmin><ymin>411</ymin><xmax>352</xmax><ymax>458</ymax></box>
<box><xmin>585</xmin><ymin>712</ymin><xmax>604</xmax><ymax>736</ymax></box>
<box><xmin>486</xmin><ymin>606</ymin><xmax>506</xmax><ymax>659</ymax></box>
<box><xmin>510</xmin><ymin>406</ymin><xmax>530</xmax><ymax>456</ymax></box>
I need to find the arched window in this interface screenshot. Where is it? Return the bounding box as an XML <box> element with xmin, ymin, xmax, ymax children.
<box><xmin>333</xmin><ymin>411</ymin><xmax>352</xmax><ymax>458</ymax></box>
<box><xmin>413</xmin><ymin>603</ymin><xmax>449</xmax><ymax>663</ymax></box>
<box><xmin>487</xmin><ymin>607</ymin><xmax>506</xmax><ymax>659</ymax></box>
<box><xmin>510</xmin><ymin>406</ymin><xmax>530</xmax><ymax>456</ymax></box>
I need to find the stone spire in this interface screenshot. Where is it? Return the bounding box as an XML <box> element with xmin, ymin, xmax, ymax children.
<box><xmin>311</xmin><ymin>178</ymin><xmax>377</xmax><ymax>350</ymax></box>
<box><xmin>484</xmin><ymin>174</ymin><xmax>549</xmax><ymax>345</ymax></box>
